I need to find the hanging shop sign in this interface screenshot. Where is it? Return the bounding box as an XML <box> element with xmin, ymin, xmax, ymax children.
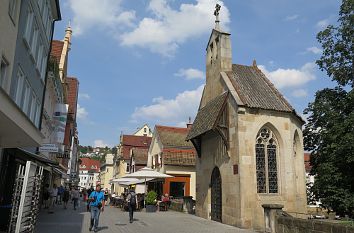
<box><xmin>39</xmin><ymin>144</ymin><xmax>59</xmax><ymax>152</ymax></box>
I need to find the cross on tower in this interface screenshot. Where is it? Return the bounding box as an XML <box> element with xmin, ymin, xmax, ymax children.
<box><xmin>214</xmin><ymin>4</ymin><xmax>221</xmax><ymax>29</ymax></box>
<box><xmin>214</xmin><ymin>3</ymin><xmax>221</xmax><ymax>16</ymax></box>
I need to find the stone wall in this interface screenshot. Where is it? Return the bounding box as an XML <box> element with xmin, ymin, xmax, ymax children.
<box><xmin>276</xmin><ymin>216</ymin><xmax>354</xmax><ymax>233</ymax></box>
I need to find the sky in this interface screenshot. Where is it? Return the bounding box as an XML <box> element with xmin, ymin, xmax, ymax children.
<box><xmin>53</xmin><ymin>0</ymin><xmax>341</xmax><ymax>147</ymax></box>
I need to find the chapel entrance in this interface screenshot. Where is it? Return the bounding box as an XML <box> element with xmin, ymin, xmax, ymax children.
<box><xmin>211</xmin><ymin>167</ymin><xmax>222</xmax><ymax>222</ymax></box>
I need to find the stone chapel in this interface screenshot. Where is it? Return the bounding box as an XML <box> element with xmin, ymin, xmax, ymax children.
<box><xmin>186</xmin><ymin>5</ymin><xmax>307</xmax><ymax>231</ymax></box>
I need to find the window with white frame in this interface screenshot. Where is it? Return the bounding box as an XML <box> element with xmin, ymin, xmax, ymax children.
<box><xmin>0</xmin><ymin>57</ymin><xmax>9</xmax><ymax>88</ymax></box>
<box><xmin>255</xmin><ymin>127</ymin><xmax>279</xmax><ymax>194</ymax></box>
<box><xmin>41</xmin><ymin>55</ymin><xmax>47</xmax><ymax>80</ymax></box>
<box><xmin>30</xmin><ymin>23</ymin><xmax>39</xmax><ymax>61</ymax></box>
<box><xmin>36</xmin><ymin>40</ymin><xmax>44</xmax><ymax>72</ymax></box>
<box><xmin>15</xmin><ymin>68</ymin><xmax>25</xmax><ymax>106</ymax></box>
<box><xmin>35</xmin><ymin>101</ymin><xmax>41</xmax><ymax>127</ymax></box>
<box><xmin>21</xmin><ymin>80</ymin><xmax>31</xmax><ymax>113</ymax></box>
<box><xmin>24</xmin><ymin>6</ymin><xmax>34</xmax><ymax>45</ymax></box>
<box><xmin>29</xmin><ymin>93</ymin><xmax>36</xmax><ymax>122</ymax></box>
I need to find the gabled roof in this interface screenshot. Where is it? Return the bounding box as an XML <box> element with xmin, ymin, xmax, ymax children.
<box><xmin>186</xmin><ymin>92</ymin><xmax>228</xmax><ymax>140</ymax></box>
<box><xmin>131</xmin><ymin>148</ymin><xmax>148</xmax><ymax>165</ymax></box>
<box><xmin>155</xmin><ymin>125</ymin><xmax>193</xmax><ymax>149</ymax></box>
<box><xmin>51</xmin><ymin>40</ymin><xmax>64</xmax><ymax>62</ymax></box>
<box><xmin>121</xmin><ymin>135</ymin><xmax>151</xmax><ymax>160</ymax></box>
<box><xmin>162</xmin><ymin>148</ymin><xmax>196</xmax><ymax>166</ymax></box>
<box><xmin>79</xmin><ymin>158</ymin><xmax>100</xmax><ymax>172</ymax></box>
<box><xmin>226</xmin><ymin>64</ymin><xmax>293</xmax><ymax>112</ymax></box>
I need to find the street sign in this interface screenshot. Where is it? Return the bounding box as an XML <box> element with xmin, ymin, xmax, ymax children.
<box><xmin>39</xmin><ymin>144</ymin><xmax>59</xmax><ymax>152</ymax></box>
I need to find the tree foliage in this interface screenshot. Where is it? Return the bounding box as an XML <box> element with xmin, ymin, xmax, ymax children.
<box><xmin>303</xmin><ymin>0</ymin><xmax>354</xmax><ymax>216</ymax></box>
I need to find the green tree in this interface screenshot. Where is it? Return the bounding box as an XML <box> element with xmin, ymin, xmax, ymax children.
<box><xmin>303</xmin><ymin>0</ymin><xmax>354</xmax><ymax>216</ymax></box>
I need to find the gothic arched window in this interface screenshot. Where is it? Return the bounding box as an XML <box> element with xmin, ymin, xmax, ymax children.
<box><xmin>255</xmin><ymin>128</ymin><xmax>278</xmax><ymax>193</ymax></box>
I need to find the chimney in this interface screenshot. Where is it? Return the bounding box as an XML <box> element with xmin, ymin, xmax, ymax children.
<box><xmin>187</xmin><ymin>117</ymin><xmax>193</xmax><ymax>129</ymax></box>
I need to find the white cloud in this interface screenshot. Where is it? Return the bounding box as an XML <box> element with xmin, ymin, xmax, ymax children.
<box><xmin>292</xmin><ymin>89</ymin><xmax>308</xmax><ymax>98</ymax></box>
<box><xmin>316</xmin><ymin>19</ymin><xmax>330</xmax><ymax>30</ymax></box>
<box><xmin>77</xmin><ymin>104</ymin><xmax>88</xmax><ymax>119</ymax></box>
<box><xmin>120</xmin><ymin>0</ymin><xmax>230</xmax><ymax>56</ymax></box>
<box><xmin>174</xmin><ymin>68</ymin><xmax>205</xmax><ymax>80</ymax></box>
<box><xmin>285</xmin><ymin>14</ymin><xmax>299</xmax><ymax>21</ymax></box>
<box><xmin>306</xmin><ymin>46</ymin><xmax>322</xmax><ymax>54</ymax></box>
<box><xmin>78</xmin><ymin>93</ymin><xmax>90</xmax><ymax>100</ymax></box>
<box><xmin>259</xmin><ymin>62</ymin><xmax>316</xmax><ymax>89</ymax></box>
<box><xmin>132</xmin><ymin>85</ymin><xmax>204</xmax><ymax>124</ymax></box>
<box><xmin>94</xmin><ymin>139</ymin><xmax>110</xmax><ymax>148</ymax></box>
<box><xmin>68</xmin><ymin>0</ymin><xmax>136</xmax><ymax>35</ymax></box>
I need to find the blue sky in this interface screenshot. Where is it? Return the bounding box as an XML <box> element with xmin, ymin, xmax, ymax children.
<box><xmin>53</xmin><ymin>0</ymin><xmax>341</xmax><ymax>147</ymax></box>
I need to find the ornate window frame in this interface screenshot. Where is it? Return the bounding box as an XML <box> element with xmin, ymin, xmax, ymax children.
<box><xmin>255</xmin><ymin>127</ymin><xmax>279</xmax><ymax>194</ymax></box>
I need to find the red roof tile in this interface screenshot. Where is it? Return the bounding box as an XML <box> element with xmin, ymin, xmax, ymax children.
<box><xmin>155</xmin><ymin>125</ymin><xmax>193</xmax><ymax>149</ymax></box>
<box><xmin>304</xmin><ymin>152</ymin><xmax>311</xmax><ymax>173</ymax></box>
<box><xmin>79</xmin><ymin>158</ymin><xmax>101</xmax><ymax>172</ymax></box>
<box><xmin>121</xmin><ymin>135</ymin><xmax>151</xmax><ymax>160</ymax></box>
<box><xmin>66</xmin><ymin>77</ymin><xmax>79</xmax><ymax>116</ymax></box>
<box><xmin>51</xmin><ymin>40</ymin><xmax>64</xmax><ymax>62</ymax></box>
<box><xmin>162</xmin><ymin>148</ymin><xmax>196</xmax><ymax>166</ymax></box>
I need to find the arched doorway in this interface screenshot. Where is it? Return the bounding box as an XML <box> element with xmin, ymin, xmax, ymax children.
<box><xmin>211</xmin><ymin>167</ymin><xmax>222</xmax><ymax>222</ymax></box>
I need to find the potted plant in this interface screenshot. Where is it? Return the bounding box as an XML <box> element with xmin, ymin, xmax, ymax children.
<box><xmin>145</xmin><ymin>191</ymin><xmax>157</xmax><ymax>212</ymax></box>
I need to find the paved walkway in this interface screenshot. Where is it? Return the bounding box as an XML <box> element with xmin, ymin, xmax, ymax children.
<box><xmin>35</xmin><ymin>201</ymin><xmax>256</xmax><ymax>233</ymax></box>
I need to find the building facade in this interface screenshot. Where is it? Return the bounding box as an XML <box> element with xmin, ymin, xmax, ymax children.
<box><xmin>79</xmin><ymin>158</ymin><xmax>100</xmax><ymax>190</ymax></box>
<box><xmin>0</xmin><ymin>0</ymin><xmax>61</xmax><ymax>231</ymax></box>
<box><xmin>147</xmin><ymin>125</ymin><xmax>196</xmax><ymax>199</ymax></box>
<box><xmin>186</xmin><ymin>11</ymin><xmax>307</xmax><ymax>231</ymax></box>
<box><xmin>100</xmin><ymin>153</ymin><xmax>114</xmax><ymax>191</ymax></box>
<box><xmin>113</xmin><ymin>134</ymin><xmax>151</xmax><ymax>194</ymax></box>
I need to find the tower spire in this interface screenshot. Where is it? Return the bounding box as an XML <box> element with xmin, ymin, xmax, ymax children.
<box><xmin>214</xmin><ymin>3</ymin><xmax>221</xmax><ymax>30</ymax></box>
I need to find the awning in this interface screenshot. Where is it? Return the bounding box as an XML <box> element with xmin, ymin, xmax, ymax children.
<box><xmin>8</xmin><ymin>148</ymin><xmax>59</xmax><ymax>166</ymax></box>
<box><xmin>53</xmin><ymin>167</ymin><xmax>68</xmax><ymax>178</ymax></box>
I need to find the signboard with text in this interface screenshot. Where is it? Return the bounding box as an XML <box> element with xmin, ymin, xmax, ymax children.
<box><xmin>39</xmin><ymin>144</ymin><xmax>59</xmax><ymax>152</ymax></box>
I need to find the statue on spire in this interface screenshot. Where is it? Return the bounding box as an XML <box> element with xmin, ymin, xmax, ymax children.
<box><xmin>214</xmin><ymin>3</ymin><xmax>221</xmax><ymax>17</ymax></box>
<box><xmin>214</xmin><ymin>3</ymin><xmax>221</xmax><ymax>30</ymax></box>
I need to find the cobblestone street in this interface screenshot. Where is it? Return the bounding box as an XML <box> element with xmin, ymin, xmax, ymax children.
<box><xmin>35</xmin><ymin>201</ymin><xmax>256</xmax><ymax>233</ymax></box>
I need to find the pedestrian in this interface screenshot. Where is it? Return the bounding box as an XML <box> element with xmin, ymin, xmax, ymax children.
<box><xmin>104</xmin><ymin>188</ymin><xmax>109</xmax><ymax>206</ymax></box>
<box><xmin>126</xmin><ymin>186</ymin><xmax>137</xmax><ymax>223</ymax></box>
<box><xmin>88</xmin><ymin>184</ymin><xmax>105</xmax><ymax>232</ymax></box>
<box><xmin>57</xmin><ymin>185</ymin><xmax>64</xmax><ymax>204</ymax></box>
<box><xmin>87</xmin><ymin>185</ymin><xmax>94</xmax><ymax>211</ymax></box>
<box><xmin>43</xmin><ymin>184</ymin><xmax>50</xmax><ymax>209</ymax></box>
<box><xmin>62</xmin><ymin>186</ymin><xmax>70</xmax><ymax>209</ymax></box>
<box><xmin>51</xmin><ymin>184</ymin><xmax>58</xmax><ymax>207</ymax></box>
<box><xmin>71</xmin><ymin>187</ymin><xmax>80</xmax><ymax>210</ymax></box>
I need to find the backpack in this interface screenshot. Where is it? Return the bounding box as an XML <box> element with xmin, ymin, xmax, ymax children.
<box><xmin>129</xmin><ymin>192</ymin><xmax>136</xmax><ymax>205</ymax></box>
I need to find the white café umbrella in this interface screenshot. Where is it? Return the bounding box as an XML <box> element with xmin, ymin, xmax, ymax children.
<box><xmin>122</xmin><ymin>167</ymin><xmax>173</xmax><ymax>194</ymax></box>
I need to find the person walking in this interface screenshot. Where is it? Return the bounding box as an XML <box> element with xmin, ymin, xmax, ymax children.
<box><xmin>71</xmin><ymin>187</ymin><xmax>80</xmax><ymax>210</ymax></box>
<box><xmin>62</xmin><ymin>187</ymin><xmax>70</xmax><ymax>209</ymax></box>
<box><xmin>57</xmin><ymin>185</ymin><xmax>64</xmax><ymax>204</ymax></box>
<box><xmin>87</xmin><ymin>185</ymin><xmax>94</xmax><ymax>212</ymax></box>
<box><xmin>88</xmin><ymin>184</ymin><xmax>104</xmax><ymax>232</ymax></box>
<box><xmin>126</xmin><ymin>186</ymin><xmax>137</xmax><ymax>223</ymax></box>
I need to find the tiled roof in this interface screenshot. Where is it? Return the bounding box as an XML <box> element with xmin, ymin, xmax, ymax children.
<box><xmin>227</xmin><ymin>64</ymin><xmax>293</xmax><ymax>112</ymax></box>
<box><xmin>51</xmin><ymin>40</ymin><xmax>64</xmax><ymax>62</ymax></box>
<box><xmin>155</xmin><ymin>125</ymin><xmax>194</xmax><ymax>149</ymax></box>
<box><xmin>162</xmin><ymin>148</ymin><xmax>196</xmax><ymax>166</ymax></box>
<box><xmin>304</xmin><ymin>152</ymin><xmax>311</xmax><ymax>173</ymax></box>
<box><xmin>186</xmin><ymin>92</ymin><xmax>228</xmax><ymax>140</ymax></box>
<box><xmin>131</xmin><ymin>148</ymin><xmax>148</xmax><ymax>165</ymax></box>
<box><xmin>79</xmin><ymin>158</ymin><xmax>101</xmax><ymax>172</ymax></box>
<box><xmin>66</xmin><ymin>77</ymin><xmax>79</xmax><ymax>116</ymax></box>
<box><xmin>121</xmin><ymin>135</ymin><xmax>151</xmax><ymax>160</ymax></box>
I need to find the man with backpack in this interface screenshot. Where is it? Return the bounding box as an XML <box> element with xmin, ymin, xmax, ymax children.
<box><xmin>88</xmin><ymin>184</ymin><xmax>105</xmax><ymax>232</ymax></box>
<box><xmin>126</xmin><ymin>186</ymin><xmax>137</xmax><ymax>223</ymax></box>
